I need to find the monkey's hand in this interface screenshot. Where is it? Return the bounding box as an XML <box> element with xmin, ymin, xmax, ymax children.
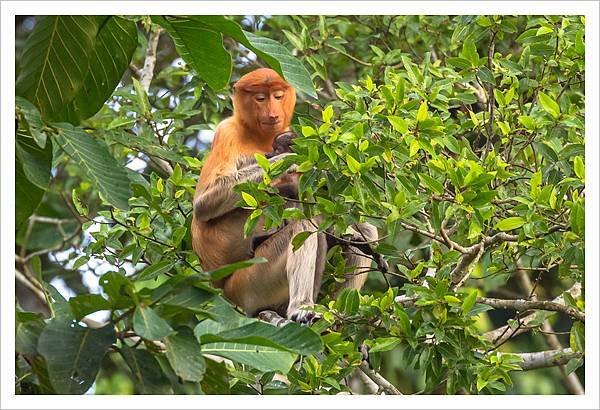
<box><xmin>266</xmin><ymin>131</ymin><xmax>296</xmax><ymax>158</ymax></box>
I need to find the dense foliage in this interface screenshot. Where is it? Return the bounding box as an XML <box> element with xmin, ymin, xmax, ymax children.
<box><xmin>15</xmin><ymin>15</ymin><xmax>585</xmax><ymax>395</ymax></box>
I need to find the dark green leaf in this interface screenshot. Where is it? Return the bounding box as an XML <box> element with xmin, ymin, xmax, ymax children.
<box><xmin>53</xmin><ymin>123</ymin><xmax>131</xmax><ymax>209</ymax></box>
<box><xmin>38</xmin><ymin>318</ymin><xmax>115</xmax><ymax>394</ymax></box>
<box><xmin>165</xmin><ymin>327</ymin><xmax>206</xmax><ymax>382</ymax></box>
<box><xmin>133</xmin><ymin>305</ymin><xmax>174</xmax><ymax>340</ymax></box>
<box><xmin>207</xmin><ymin>257</ymin><xmax>267</xmax><ymax>281</ymax></box>
<box><xmin>69</xmin><ymin>294</ymin><xmax>111</xmax><ymax>321</ymax></box>
<box><xmin>138</xmin><ymin>260</ymin><xmax>176</xmax><ymax>281</ymax></box>
<box><xmin>189</xmin><ymin>16</ymin><xmax>316</xmax><ymax>97</ymax></box>
<box><xmin>62</xmin><ymin>16</ymin><xmax>138</xmax><ymax>122</ymax></box>
<box><xmin>120</xmin><ymin>344</ymin><xmax>172</xmax><ymax>394</ymax></box>
<box><xmin>16</xmin><ymin>16</ymin><xmax>98</xmax><ymax>121</ymax></box>
<box><xmin>153</xmin><ymin>16</ymin><xmax>231</xmax><ymax>91</ymax></box>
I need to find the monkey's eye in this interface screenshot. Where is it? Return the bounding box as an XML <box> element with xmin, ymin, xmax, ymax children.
<box><xmin>255</xmin><ymin>94</ymin><xmax>266</xmax><ymax>102</ymax></box>
<box><xmin>273</xmin><ymin>92</ymin><xmax>284</xmax><ymax>100</ymax></box>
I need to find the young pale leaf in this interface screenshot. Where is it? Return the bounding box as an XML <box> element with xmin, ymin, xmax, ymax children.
<box><xmin>573</xmin><ymin>156</ymin><xmax>585</xmax><ymax>180</ymax></box>
<box><xmin>346</xmin><ymin>155</ymin><xmax>361</xmax><ymax>174</ymax></box>
<box><xmin>241</xmin><ymin>192</ymin><xmax>258</xmax><ymax>207</ymax></box>
<box><xmin>538</xmin><ymin>91</ymin><xmax>560</xmax><ymax>119</ymax></box>
<box><xmin>416</xmin><ymin>101</ymin><xmax>428</xmax><ymax>122</ymax></box>
<box><xmin>461</xmin><ymin>290</ymin><xmax>478</xmax><ymax>315</ymax></box>
<box><xmin>322</xmin><ymin>105</ymin><xmax>334</xmax><ymax>123</ymax></box>
<box><xmin>495</xmin><ymin>216</ymin><xmax>526</xmax><ymax>231</ymax></box>
<box><xmin>388</xmin><ymin>116</ymin><xmax>408</xmax><ymax>134</ymax></box>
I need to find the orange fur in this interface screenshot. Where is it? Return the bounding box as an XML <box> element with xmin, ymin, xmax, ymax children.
<box><xmin>191</xmin><ymin>68</ymin><xmax>296</xmax><ymax>286</ymax></box>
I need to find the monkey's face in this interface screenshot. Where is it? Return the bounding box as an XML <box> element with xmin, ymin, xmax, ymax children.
<box><xmin>251</xmin><ymin>89</ymin><xmax>291</xmax><ymax>135</ymax></box>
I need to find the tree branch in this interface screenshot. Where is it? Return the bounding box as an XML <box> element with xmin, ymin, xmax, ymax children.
<box><xmin>139</xmin><ymin>26</ymin><xmax>173</xmax><ymax>176</ymax></box>
<box><xmin>506</xmin><ymin>348</ymin><xmax>583</xmax><ymax>371</ymax></box>
<box><xmin>515</xmin><ymin>266</ymin><xmax>584</xmax><ymax>394</ymax></box>
<box><xmin>477</xmin><ymin>296</ymin><xmax>584</xmax><ymax>322</ymax></box>
<box><xmin>484</xmin><ymin>283</ymin><xmax>582</xmax><ymax>344</ymax></box>
<box><xmin>357</xmin><ymin>362</ymin><xmax>403</xmax><ymax>395</ymax></box>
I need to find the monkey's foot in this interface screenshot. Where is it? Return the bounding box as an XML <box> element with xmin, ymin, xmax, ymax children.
<box><xmin>288</xmin><ymin>306</ymin><xmax>321</xmax><ymax>325</ymax></box>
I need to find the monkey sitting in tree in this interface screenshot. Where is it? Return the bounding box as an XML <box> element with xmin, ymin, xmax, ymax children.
<box><xmin>191</xmin><ymin>68</ymin><xmax>378</xmax><ymax>323</ymax></box>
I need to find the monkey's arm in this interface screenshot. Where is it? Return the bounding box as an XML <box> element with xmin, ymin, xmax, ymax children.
<box><xmin>194</xmin><ymin>153</ymin><xmax>296</xmax><ymax>222</ymax></box>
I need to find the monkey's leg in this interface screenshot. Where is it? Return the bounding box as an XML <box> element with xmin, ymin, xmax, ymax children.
<box><xmin>336</xmin><ymin>222</ymin><xmax>379</xmax><ymax>292</ymax></box>
<box><xmin>222</xmin><ymin>219</ymin><xmax>325</xmax><ymax>322</ymax></box>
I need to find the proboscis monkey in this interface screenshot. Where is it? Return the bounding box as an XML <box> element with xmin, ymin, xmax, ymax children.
<box><xmin>191</xmin><ymin>68</ymin><xmax>377</xmax><ymax>322</ymax></box>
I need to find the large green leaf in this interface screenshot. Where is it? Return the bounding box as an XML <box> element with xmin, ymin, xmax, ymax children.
<box><xmin>37</xmin><ymin>318</ymin><xmax>115</xmax><ymax>394</ymax></box>
<box><xmin>16</xmin><ymin>16</ymin><xmax>98</xmax><ymax>121</ymax></box>
<box><xmin>153</xmin><ymin>16</ymin><xmax>231</xmax><ymax>91</ymax></box>
<box><xmin>164</xmin><ymin>327</ymin><xmax>206</xmax><ymax>382</ymax></box>
<box><xmin>61</xmin><ymin>16</ymin><xmax>138</xmax><ymax>122</ymax></box>
<box><xmin>197</xmin><ymin>320</ymin><xmax>323</xmax><ymax>356</ymax></box>
<box><xmin>119</xmin><ymin>345</ymin><xmax>172</xmax><ymax>394</ymax></box>
<box><xmin>200</xmin><ymin>340</ymin><xmax>297</xmax><ymax>373</ymax></box>
<box><xmin>186</xmin><ymin>16</ymin><xmax>316</xmax><ymax>98</ymax></box>
<box><xmin>133</xmin><ymin>304</ymin><xmax>174</xmax><ymax>340</ymax></box>
<box><xmin>15</xmin><ymin>129</ymin><xmax>52</xmax><ymax>227</ymax></box>
<box><xmin>52</xmin><ymin>123</ymin><xmax>131</xmax><ymax>209</ymax></box>
<box><xmin>16</xmin><ymin>311</ymin><xmax>45</xmax><ymax>356</ymax></box>
<box><xmin>193</xmin><ymin>298</ymin><xmax>322</xmax><ymax>373</ymax></box>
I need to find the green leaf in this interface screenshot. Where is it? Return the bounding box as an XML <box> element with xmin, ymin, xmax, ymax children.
<box><xmin>52</xmin><ymin>123</ymin><xmax>131</xmax><ymax>210</ymax></box>
<box><xmin>16</xmin><ymin>96</ymin><xmax>47</xmax><ymax>147</ymax></box>
<box><xmin>322</xmin><ymin>105</ymin><xmax>334</xmax><ymax>123</ymax></box>
<box><xmin>61</xmin><ymin>16</ymin><xmax>138</xmax><ymax>122</ymax></box>
<box><xmin>189</xmin><ymin>16</ymin><xmax>316</xmax><ymax>98</ymax></box>
<box><xmin>292</xmin><ymin>231</ymin><xmax>313</xmax><ymax>251</ymax></box>
<box><xmin>138</xmin><ymin>260</ymin><xmax>176</xmax><ymax>281</ymax></box>
<box><xmin>119</xmin><ymin>344</ymin><xmax>172</xmax><ymax>394</ymax></box>
<box><xmin>132</xmin><ymin>77</ymin><xmax>150</xmax><ymax>116</ymax></box>
<box><xmin>416</xmin><ymin>101</ymin><xmax>428</xmax><ymax>122</ymax></box>
<box><xmin>418</xmin><ymin>173</ymin><xmax>444</xmax><ymax>195</ymax></box>
<box><xmin>461</xmin><ymin>39</ymin><xmax>480</xmax><ymax>66</ymax></box>
<box><xmin>16</xmin><ymin>311</ymin><xmax>45</xmax><ymax>356</ymax></box>
<box><xmin>461</xmin><ymin>290</ymin><xmax>478</xmax><ymax>315</ymax></box>
<box><xmin>447</xmin><ymin>57</ymin><xmax>473</xmax><ymax>70</ymax></box>
<box><xmin>15</xmin><ymin>130</ymin><xmax>53</xmax><ymax>227</ymax></box>
<box><xmin>207</xmin><ymin>257</ymin><xmax>267</xmax><ymax>281</ymax></box>
<box><xmin>153</xmin><ymin>16</ymin><xmax>231</xmax><ymax>91</ymax></box>
<box><xmin>346</xmin><ymin>154</ymin><xmax>361</xmax><ymax>174</ymax></box>
<box><xmin>334</xmin><ymin>288</ymin><xmax>359</xmax><ymax>315</ymax></box>
<box><xmin>538</xmin><ymin>91</ymin><xmax>560</xmax><ymax>118</ymax></box>
<box><xmin>241</xmin><ymin>191</ymin><xmax>258</xmax><ymax>207</ymax></box>
<box><xmin>165</xmin><ymin>327</ymin><xmax>206</xmax><ymax>382</ymax></box>
<box><xmin>368</xmin><ymin>337</ymin><xmax>401</xmax><ymax>353</ymax></box>
<box><xmin>133</xmin><ymin>305</ymin><xmax>174</xmax><ymax>340</ymax></box>
<box><xmin>198</xmin><ymin>321</ymin><xmax>323</xmax><ymax>356</ymax></box>
<box><xmin>68</xmin><ymin>294</ymin><xmax>111</xmax><ymax>321</ymax></box>
<box><xmin>16</xmin><ymin>16</ymin><xmax>98</xmax><ymax>121</ymax></box>
<box><xmin>495</xmin><ymin>216</ymin><xmax>526</xmax><ymax>231</ymax></box>
<box><xmin>38</xmin><ymin>318</ymin><xmax>115</xmax><ymax>394</ymax></box>
<box><xmin>570</xmin><ymin>200</ymin><xmax>584</xmax><ymax>238</ymax></box>
<box><xmin>387</xmin><ymin>115</ymin><xmax>408</xmax><ymax>134</ymax></box>
<box><xmin>573</xmin><ymin>156</ymin><xmax>585</xmax><ymax>181</ymax></box>
<box><xmin>569</xmin><ymin>322</ymin><xmax>584</xmax><ymax>352</ymax></box>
